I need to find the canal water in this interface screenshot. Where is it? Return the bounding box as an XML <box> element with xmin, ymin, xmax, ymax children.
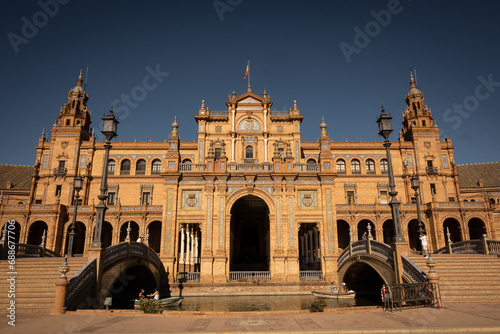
<box><xmin>176</xmin><ymin>295</ymin><xmax>378</xmax><ymax>312</ymax></box>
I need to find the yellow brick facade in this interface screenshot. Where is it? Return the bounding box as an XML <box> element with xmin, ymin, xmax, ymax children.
<box><xmin>1</xmin><ymin>73</ymin><xmax>499</xmax><ymax>283</ymax></box>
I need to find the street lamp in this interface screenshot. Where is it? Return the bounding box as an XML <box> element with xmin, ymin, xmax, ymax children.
<box><xmin>377</xmin><ymin>106</ymin><xmax>405</xmax><ymax>243</ymax></box>
<box><xmin>67</xmin><ymin>174</ymin><xmax>83</xmax><ymax>257</ymax></box>
<box><xmin>90</xmin><ymin>107</ymin><xmax>118</xmax><ymax>249</ymax></box>
<box><xmin>411</xmin><ymin>174</ymin><xmax>424</xmax><ymax>236</ymax></box>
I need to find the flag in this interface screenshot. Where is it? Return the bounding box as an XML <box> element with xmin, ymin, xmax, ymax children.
<box><xmin>242</xmin><ymin>60</ymin><xmax>249</xmax><ymax>81</ymax></box>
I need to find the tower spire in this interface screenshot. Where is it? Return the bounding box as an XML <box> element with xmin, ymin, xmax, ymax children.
<box><xmin>77</xmin><ymin>66</ymin><xmax>83</xmax><ymax>87</ymax></box>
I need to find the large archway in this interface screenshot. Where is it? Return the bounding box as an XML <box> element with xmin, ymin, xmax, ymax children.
<box><xmin>337</xmin><ymin>220</ymin><xmax>350</xmax><ymax>250</ymax></box>
<box><xmin>106</xmin><ymin>264</ymin><xmax>157</xmax><ymax>309</ymax></box>
<box><xmin>64</xmin><ymin>221</ymin><xmax>86</xmax><ymax>256</ymax></box>
<box><xmin>357</xmin><ymin>219</ymin><xmax>376</xmax><ymax>240</ymax></box>
<box><xmin>146</xmin><ymin>221</ymin><xmax>162</xmax><ymax>253</ymax></box>
<box><xmin>382</xmin><ymin>219</ymin><xmax>394</xmax><ymax>244</ymax></box>
<box><xmin>468</xmin><ymin>218</ymin><xmax>486</xmax><ymax>240</ymax></box>
<box><xmin>342</xmin><ymin>261</ymin><xmax>386</xmax><ymax>302</ymax></box>
<box><xmin>230</xmin><ymin>195</ymin><xmax>270</xmax><ymax>271</ymax></box>
<box><xmin>120</xmin><ymin>221</ymin><xmax>139</xmax><ymax>242</ymax></box>
<box><xmin>407</xmin><ymin>219</ymin><xmax>425</xmax><ymax>252</ymax></box>
<box><xmin>27</xmin><ymin>221</ymin><xmax>48</xmax><ymax>245</ymax></box>
<box><xmin>443</xmin><ymin>218</ymin><xmax>462</xmax><ymax>242</ymax></box>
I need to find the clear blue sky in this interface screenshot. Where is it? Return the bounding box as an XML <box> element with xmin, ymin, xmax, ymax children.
<box><xmin>1</xmin><ymin>0</ymin><xmax>499</xmax><ymax>166</ymax></box>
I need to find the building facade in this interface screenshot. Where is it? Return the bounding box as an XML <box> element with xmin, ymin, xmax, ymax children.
<box><xmin>1</xmin><ymin>72</ymin><xmax>499</xmax><ymax>283</ymax></box>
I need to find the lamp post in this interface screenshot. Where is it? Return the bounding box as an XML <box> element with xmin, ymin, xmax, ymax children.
<box><xmin>67</xmin><ymin>174</ymin><xmax>83</xmax><ymax>257</ymax></box>
<box><xmin>377</xmin><ymin>106</ymin><xmax>405</xmax><ymax>243</ymax></box>
<box><xmin>411</xmin><ymin>174</ymin><xmax>424</xmax><ymax>235</ymax></box>
<box><xmin>90</xmin><ymin>107</ymin><xmax>118</xmax><ymax>249</ymax></box>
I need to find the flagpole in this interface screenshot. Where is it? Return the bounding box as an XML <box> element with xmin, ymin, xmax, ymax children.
<box><xmin>247</xmin><ymin>60</ymin><xmax>251</xmax><ymax>92</ymax></box>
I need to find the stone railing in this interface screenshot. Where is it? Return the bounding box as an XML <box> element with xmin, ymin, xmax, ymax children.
<box><xmin>179</xmin><ymin>163</ymin><xmax>206</xmax><ymax>172</ymax></box>
<box><xmin>227</xmin><ymin>162</ymin><xmax>273</xmax><ymax>172</ymax></box>
<box><xmin>66</xmin><ymin>258</ymin><xmax>96</xmax><ymax>308</ymax></box>
<box><xmin>229</xmin><ymin>271</ymin><xmax>271</xmax><ymax>282</ymax></box>
<box><xmin>293</xmin><ymin>163</ymin><xmax>320</xmax><ymax>172</ymax></box>
<box><xmin>299</xmin><ymin>270</ymin><xmax>322</xmax><ymax>281</ymax></box>
<box><xmin>401</xmin><ymin>255</ymin><xmax>427</xmax><ymax>283</ymax></box>
<box><xmin>176</xmin><ymin>272</ymin><xmax>200</xmax><ymax>282</ymax></box>
<box><xmin>15</xmin><ymin>244</ymin><xmax>60</xmax><ymax>258</ymax></box>
<box><xmin>434</xmin><ymin>239</ymin><xmax>500</xmax><ymax>255</ymax></box>
<box><xmin>103</xmin><ymin>241</ymin><xmax>163</xmax><ymax>271</ymax></box>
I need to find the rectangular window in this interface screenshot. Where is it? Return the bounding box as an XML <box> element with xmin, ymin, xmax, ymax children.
<box><xmin>142</xmin><ymin>192</ymin><xmax>151</xmax><ymax>205</ymax></box>
<box><xmin>278</xmin><ymin>148</ymin><xmax>284</xmax><ymax>160</ymax></box>
<box><xmin>107</xmin><ymin>192</ymin><xmax>116</xmax><ymax>205</ymax></box>
<box><xmin>379</xmin><ymin>190</ymin><xmax>388</xmax><ymax>204</ymax></box>
<box><xmin>76</xmin><ymin>198</ymin><xmax>83</xmax><ymax>205</ymax></box>
<box><xmin>346</xmin><ymin>191</ymin><xmax>355</xmax><ymax>204</ymax></box>
<box><xmin>35</xmin><ymin>199</ymin><xmax>42</xmax><ymax>204</ymax></box>
<box><xmin>430</xmin><ymin>183</ymin><xmax>436</xmax><ymax>195</ymax></box>
<box><xmin>214</xmin><ymin>148</ymin><xmax>221</xmax><ymax>159</ymax></box>
<box><xmin>55</xmin><ymin>185</ymin><xmax>62</xmax><ymax>197</ymax></box>
<box><xmin>448</xmin><ymin>197</ymin><xmax>455</xmax><ymax>202</ymax></box>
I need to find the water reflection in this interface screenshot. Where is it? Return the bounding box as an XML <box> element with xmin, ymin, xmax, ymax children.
<box><xmin>177</xmin><ymin>295</ymin><xmax>377</xmax><ymax>312</ymax></box>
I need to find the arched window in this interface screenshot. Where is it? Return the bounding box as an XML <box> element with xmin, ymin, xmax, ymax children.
<box><xmin>351</xmin><ymin>159</ymin><xmax>361</xmax><ymax>174</ymax></box>
<box><xmin>366</xmin><ymin>159</ymin><xmax>375</xmax><ymax>174</ymax></box>
<box><xmin>107</xmin><ymin>160</ymin><xmax>116</xmax><ymax>175</ymax></box>
<box><xmin>336</xmin><ymin>159</ymin><xmax>346</xmax><ymax>174</ymax></box>
<box><xmin>136</xmin><ymin>159</ymin><xmax>146</xmax><ymax>175</ymax></box>
<box><xmin>245</xmin><ymin>146</ymin><xmax>253</xmax><ymax>159</ymax></box>
<box><xmin>151</xmin><ymin>159</ymin><xmax>161</xmax><ymax>174</ymax></box>
<box><xmin>380</xmin><ymin>159</ymin><xmax>389</xmax><ymax>174</ymax></box>
<box><xmin>120</xmin><ymin>159</ymin><xmax>131</xmax><ymax>175</ymax></box>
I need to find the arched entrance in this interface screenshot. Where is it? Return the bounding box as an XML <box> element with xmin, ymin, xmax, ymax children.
<box><xmin>106</xmin><ymin>264</ymin><xmax>157</xmax><ymax>309</ymax></box>
<box><xmin>407</xmin><ymin>219</ymin><xmax>425</xmax><ymax>252</ymax></box>
<box><xmin>337</xmin><ymin>220</ymin><xmax>350</xmax><ymax>250</ymax></box>
<box><xmin>443</xmin><ymin>218</ymin><xmax>462</xmax><ymax>242</ymax></box>
<box><xmin>358</xmin><ymin>219</ymin><xmax>376</xmax><ymax>240</ymax></box>
<box><xmin>298</xmin><ymin>223</ymin><xmax>321</xmax><ymax>270</ymax></box>
<box><xmin>120</xmin><ymin>221</ymin><xmax>139</xmax><ymax>242</ymax></box>
<box><xmin>102</xmin><ymin>221</ymin><xmax>113</xmax><ymax>249</ymax></box>
<box><xmin>2</xmin><ymin>221</ymin><xmax>21</xmax><ymax>243</ymax></box>
<box><xmin>27</xmin><ymin>221</ymin><xmax>48</xmax><ymax>245</ymax></box>
<box><xmin>382</xmin><ymin>219</ymin><xmax>394</xmax><ymax>244</ymax></box>
<box><xmin>342</xmin><ymin>262</ymin><xmax>386</xmax><ymax>302</ymax></box>
<box><xmin>64</xmin><ymin>221</ymin><xmax>86</xmax><ymax>255</ymax></box>
<box><xmin>146</xmin><ymin>221</ymin><xmax>162</xmax><ymax>252</ymax></box>
<box><xmin>230</xmin><ymin>195</ymin><xmax>269</xmax><ymax>271</ymax></box>
<box><xmin>468</xmin><ymin>218</ymin><xmax>486</xmax><ymax>239</ymax></box>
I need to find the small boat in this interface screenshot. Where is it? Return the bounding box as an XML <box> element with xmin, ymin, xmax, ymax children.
<box><xmin>311</xmin><ymin>290</ymin><xmax>356</xmax><ymax>299</ymax></box>
<box><xmin>133</xmin><ymin>296</ymin><xmax>184</xmax><ymax>309</ymax></box>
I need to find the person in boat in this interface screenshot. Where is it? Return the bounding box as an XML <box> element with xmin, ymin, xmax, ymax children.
<box><xmin>138</xmin><ymin>289</ymin><xmax>146</xmax><ymax>300</ymax></box>
<box><xmin>341</xmin><ymin>283</ymin><xmax>347</xmax><ymax>292</ymax></box>
<box><xmin>330</xmin><ymin>282</ymin><xmax>337</xmax><ymax>292</ymax></box>
<box><xmin>148</xmin><ymin>288</ymin><xmax>160</xmax><ymax>301</ymax></box>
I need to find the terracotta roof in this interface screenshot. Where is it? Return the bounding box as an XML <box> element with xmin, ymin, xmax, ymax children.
<box><xmin>456</xmin><ymin>162</ymin><xmax>500</xmax><ymax>188</ymax></box>
<box><xmin>0</xmin><ymin>164</ymin><xmax>34</xmax><ymax>190</ymax></box>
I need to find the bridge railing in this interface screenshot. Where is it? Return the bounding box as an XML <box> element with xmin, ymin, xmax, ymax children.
<box><xmin>338</xmin><ymin>240</ymin><xmax>426</xmax><ymax>283</ymax></box>
<box><xmin>434</xmin><ymin>238</ymin><xmax>499</xmax><ymax>255</ymax></box>
<box><xmin>14</xmin><ymin>243</ymin><xmax>60</xmax><ymax>258</ymax></box>
<box><xmin>66</xmin><ymin>258</ymin><xmax>97</xmax><ymax>308</ymax></box>
<box><xmin>382</xmin><ymin>282</ymin><xmax>442</xmax><ymax>312</ymax></box>
<box><xmin>103</xmin><ymin>241</ymin><xmax>163</xmax><ymax>271</ymax></box>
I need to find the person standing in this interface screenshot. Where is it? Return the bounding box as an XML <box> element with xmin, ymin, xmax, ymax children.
<box><xmin>420</xmin><ymin>232</ymin><xmax>429</xmax><ymax>258</ymax></box>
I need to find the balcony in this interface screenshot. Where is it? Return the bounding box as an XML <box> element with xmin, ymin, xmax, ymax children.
<box><xmin>426</xmin><ymin>167</ymin><xmax>438</xmax><ymax>174</ymax></box>
<box><xmin>227</xmin><ymin>162</ymin><xmax>273</xmax><ymax>172</ymax></box>
<box><xmin>179</xmin><ymin>163</ymin><xmax>206</xmax><ymax>172</ymax></box>
<box><xmin>294</xmin><ymin>163</ymin><xmax>320</xmax><ymax>172</ymax></box>
<box><xmin>53</xmin><ymin>167</ymin><xmax>67</xmax><ymax>176</ymax></box>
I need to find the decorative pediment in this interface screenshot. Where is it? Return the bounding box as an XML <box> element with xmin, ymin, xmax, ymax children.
<box><xmin>56</xmin><ymin>152</ymin><xmax>69</xmax><ymax>160</ymax></box>
<box><xmin>239</xmin><ymin>97</ymin><xmax>260</xmax><ymax>104</ymax></box>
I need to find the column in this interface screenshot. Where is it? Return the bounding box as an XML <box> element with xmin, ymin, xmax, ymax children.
<box><xmin>264</xmin><ymin>138</ymin><xmax>268</xmax><ymax>162</ymax></box>
<box><xmin>313</xmin><ymin>226</ymin><xmax>319</xmax><ymax>262</ymax></box>
<box><xmin>304</xmin><ymin>235</ymin><xmax>309</xmax><ymax>263</ymax></box>
<box><xmin>231</xmin><ymin>138</ymin><xmax>235</xmax><ymax>162</ymax></box>
<box><xmin>300</xmin><ymin>235</ymin><xmax>305</xmax><ymax>263</ymax></box>
<box><xmin>308</xmin><ymin>230</ymin><xmax>314</xmax><ymax>263</ymax></box>
<box><xmin>185</xmin><ymin>225</ymin><xmax>191</xmax><ymax>267</ymax></box>
<box><xmin>190</xmin><ymin>226</ymin><xmax>195</xmax><ymax>265</ymax></box>
<box><xmin>231</xmin><ymin>109</ymin><xmax>235</xmax><ymax>132</ymax></box>
<box><xmin>179</xmin><ymin>225</ymin><xmax>185</xmax><ymax>264</ymax></box>
<box><xmin>194</xmin><ymin>227</ymin><xmax>199</xmax><ymax>264</ymax></box>
<box><xmin>263</xmin><ymin>109</ymin><xmax>268</xmax><ymax>132</ymax></box>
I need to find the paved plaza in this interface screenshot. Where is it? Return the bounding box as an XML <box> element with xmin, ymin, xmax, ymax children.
<box><xmin>2</xmin><ymin>303</ymin><xmax>500</xmax><ymax>333</ymax></box>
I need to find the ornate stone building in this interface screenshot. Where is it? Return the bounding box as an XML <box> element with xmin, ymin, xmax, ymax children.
<box><xmin>1</xmin><ymin>72</ymin><xmax>499</xmax><ymax>283</ymax></box>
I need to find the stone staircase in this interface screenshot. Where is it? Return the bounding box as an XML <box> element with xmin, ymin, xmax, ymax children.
<box><xmin>407</xmin><ymin>254</ymin><xmax>500</xmax><ymax>303</ymax></box>
<box><xmin>0</xmin><ymin>257</ymin><xmax>89</xmax><ymax>312</ymax></box>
